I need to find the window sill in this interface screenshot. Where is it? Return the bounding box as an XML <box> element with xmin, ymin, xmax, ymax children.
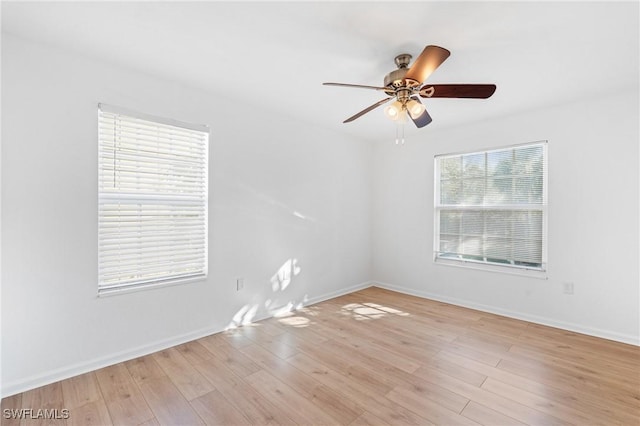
<box><xmin>434</xmin><ymin>257</ymin><xmax>548</xmax><ymax>279</ymax></box>
<box><xmin>97</xmin><ymin>274</ymin><xmax>206</xmax><ymax>297</ymax></box>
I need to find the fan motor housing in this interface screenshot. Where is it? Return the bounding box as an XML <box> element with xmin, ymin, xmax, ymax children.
<box><xmin>384</xmin><ymin>68</ymin><xmax>408</xmax><ymax>88</ymax></box>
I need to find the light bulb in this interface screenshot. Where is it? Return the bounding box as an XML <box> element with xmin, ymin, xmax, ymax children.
<box><xmin>396</xmin><ymin>109</ymin><xmax>408</xmax><ymax>124</ymax></box>
<box><xmin>384</xmin><ymin>101</ymin><xmax>403</xmax><ymax>120</ymax></box>
<box><xmin>407</xmin><ymin>99</ymin><xmax>426</xmax><ymax>119</ymax></box>
<box><xmin>385</xmin><ymin>106</ymin><xmax>398</xmax><ymax>118</ymax></box>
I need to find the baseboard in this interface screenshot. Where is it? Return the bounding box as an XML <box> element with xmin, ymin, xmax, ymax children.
<box><xmin>303</xmin><ymin>280</ymin><xmax>373</xmax><ymax>306</ymax></box>
<box><xmin>372</xmin><ymin>281</ymin><xmax>640</xmax><ymax>346</ymax></box>
<box><xmin>1</xmin><ymin>280</ymin><xmax>374</xmax><ymax>398</ymax></box>
<box><xmin>8</xmin><ymin>277</ymin><xmax>633</xmax><ymax>398</ymax></box>
<box><xmin>1</xmin><ymin>323</ymin><xmax>225</xmax><ymax>398</ymax></box>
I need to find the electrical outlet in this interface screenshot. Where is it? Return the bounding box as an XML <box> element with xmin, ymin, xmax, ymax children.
<box><xmin>236</xmin><ymin>278</ymin><xmax>244</xmax><ymax>291</ymax></box>
<box><xmin>562</xmin><ymin>282</ymin><xmax>574</xmax><ymax>295</ymax></box>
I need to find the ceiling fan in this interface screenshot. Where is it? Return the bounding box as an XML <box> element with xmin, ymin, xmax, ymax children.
<box><xmin>323</xmin><ymin>45</ymin><xmax>496</xmax><ymax>128</ymax></box>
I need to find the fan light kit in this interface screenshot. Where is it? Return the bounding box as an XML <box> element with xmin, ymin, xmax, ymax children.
<box><xmin>323</xmin><ymin>45</ymin><xmax>496</xmax><ymax>134</ymax></box>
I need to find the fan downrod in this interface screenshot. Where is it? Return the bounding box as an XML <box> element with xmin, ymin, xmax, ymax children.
<box><xmin>394</xmin><ymin>54</ymin><xmax>412</xmax><ymax>68</ymax></box>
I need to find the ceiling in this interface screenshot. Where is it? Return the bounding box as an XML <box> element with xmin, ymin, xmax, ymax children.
<box><xmin>2</xmin><ymin>1</ymin><xmax>638</xmax><ymax>142</ymax></box>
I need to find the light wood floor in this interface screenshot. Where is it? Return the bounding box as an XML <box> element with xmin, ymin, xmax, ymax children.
<box><xmin>2</xmin><ymin>287</ymin><xmax>639</xmax><ymax>425</ymax></box>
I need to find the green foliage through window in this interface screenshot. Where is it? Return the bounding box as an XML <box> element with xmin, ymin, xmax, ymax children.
<box><xmin>435</xmin><ymin>142</ymin><xmax>547</xmax><ymax>270</ymax></box>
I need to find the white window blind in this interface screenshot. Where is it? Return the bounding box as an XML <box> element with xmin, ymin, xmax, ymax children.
<box><xmin>98</xmin><ymin>104</ymin><xmax>209</xmax><ymax>295</ymax></box>
<box><xmin>434</xmin><ymin>142</ymin><xmax>547</xmax><ymax>272</ymax></box>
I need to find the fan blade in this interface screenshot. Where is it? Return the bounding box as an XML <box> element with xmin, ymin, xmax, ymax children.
<box><xmin>323</xmin><ymin>82</ymin><xmax>392</xmax><ymax>92</ymax></box>
<box><xmin>343</xmin><ymin>97</ymin><xmax>393</xmax><ymax>123</ymax></box>
<box><xmin>420</xmin><ymin>84</ymin><xmax>496</xmax><ymax>99</ymax></box>
<box><xmin>404</xmin><ymin>45</ymin><xmax>451</xmax><ymax>85</ymax></box>
<box><xmin>408</xmin><ymin>97</ymin><xmax>432</xmax><ymax>128</ymax></box>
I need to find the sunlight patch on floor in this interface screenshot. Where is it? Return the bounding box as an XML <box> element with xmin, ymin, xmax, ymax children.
<box><xmin>340</xmin><ymin>302</ymin><xmax>410</xmax><ymax>321</ymax></box>
<box><xmin>277</xmin><ymin>315</ymin><xmax>311</xmax><ymax>328</ymax></box>
<box><xmin>273</xmin><ymin>310</ymin><xmax>312</xmax><ymax>328</ymax></box>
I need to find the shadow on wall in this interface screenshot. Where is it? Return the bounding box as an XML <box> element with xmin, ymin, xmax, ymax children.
<box><xmin>227</xmin><ymin>257</ymin><xmax>305</xmax><ymax>329</ymax></box>
<box><xmin>271</xmin><ymin>258</ymin><xmax>301</xmax><ymax>292</ymax></box>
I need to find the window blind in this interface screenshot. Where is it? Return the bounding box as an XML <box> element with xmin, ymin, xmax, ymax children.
<box><xmin>435</xmin><ymin>142</ymin><xmax>547</xmax><ymax>271</ymax></box>
<box><xmin>98</xmin><ymin>104</ymin><xmax>209</xmax><ymax>295</ymax></box>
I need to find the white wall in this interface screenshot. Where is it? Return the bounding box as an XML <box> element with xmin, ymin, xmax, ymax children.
<box><xmin>1</xmin><ymin>35</ymin><xmax>372</xmax><ymax>396</ymax></box>
<box><xmin>372</xmin><ymin>90</ymin><xmax>640</xmax><ymax>344</ymax></box>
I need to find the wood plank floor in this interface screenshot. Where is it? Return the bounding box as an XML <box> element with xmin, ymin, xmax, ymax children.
<box><xmin>2</xmin><ymin>287</ymin><xmax>639</xmax><ymax>425</ymax></box>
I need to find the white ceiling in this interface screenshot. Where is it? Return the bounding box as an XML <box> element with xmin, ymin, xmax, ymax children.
<box><xmin>2</xmin><ymin>1</ymin><xmax>638</xmax><ymax>142</ymax></box>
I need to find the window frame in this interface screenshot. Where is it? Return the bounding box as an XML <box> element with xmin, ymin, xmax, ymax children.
<box><xmin>97</xmin><ymin>103</ymin><xmax>209</xmax><ymax>296</ymax></box>
<box><xmin>433</xmin><ymin>141</ymin><xmax>548</xmax><ymax>278</ymax></box>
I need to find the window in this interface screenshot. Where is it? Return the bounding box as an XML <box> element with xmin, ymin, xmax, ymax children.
<box><xmin>98</xmin><ymin>104</ymin><xmax>209</xmax><ymax>295</ymax></box>
<box><xmin>434</xmin><ymin>141</ymin><xmax>547</xmax><ymax>274</ymax></box>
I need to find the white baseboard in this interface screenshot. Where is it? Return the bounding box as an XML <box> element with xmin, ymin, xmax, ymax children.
<box><xmin>303</xmin><ymin>280</ymin><xmax>373</xmax><ymax>306</ymax></box>
<box><xmin>1</xmin><ymin>280</ymin><xmax>374</xmax><ymax>398</ymax></box>
<box><xmin>372</xmin><ymin>281</ymin><xmax>640</xmax><ymax>346</ymax></box>
<box><xmin>6</xmin><ymin>278</ymin><xmax>634</xmax><ymax>398</ymax></box>
<box><xmin>1</xmin><ymin>324</ymin><xmax>224</xmax><ymax>398</ymax></box>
